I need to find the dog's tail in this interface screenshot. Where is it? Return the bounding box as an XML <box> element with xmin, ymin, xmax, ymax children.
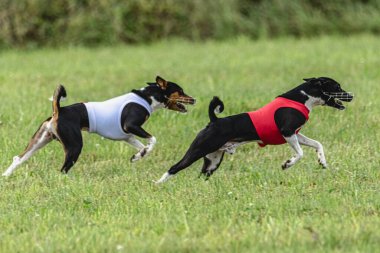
<box><xmin>209</xmin><ymin>96</ymin><xmax>224</xmax><ymax>122</ymax></box>
<box><xmin>52</xmin><ymin>85</ymin><xmax>67</xmax><ymax>117</ymax></box>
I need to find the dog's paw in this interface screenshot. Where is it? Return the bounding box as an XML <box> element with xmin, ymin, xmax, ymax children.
<box><xmin>155</xmin><ymin>172</ymin><xmax>172</xmax><ymax>184</ymax></box>
<box><xmin>282</xmin><ymin>160</ymin><xmax>292</xmax><ymax>170</ymax></box>
<box><xmin>319</xmin><ymin>159</ymin><xmax>328</xmax><ymax>169</ymax></box>
<box><xmin>199</xmin><ymin>170</ymin><xmax>212</xmax><ymax>180</ymax></box>
<box><xmin>130</xmin><ymin>148</ymin><xmax>147</xmax><ymax>162</ymax></box>
<box><xmin>316</xmin><ymin>150</ymin><xmax>327</xmax><ymax>168</ymax></box>
<box><xmin>130</xmin><ymin>154</ymin><xmax>140</xmax><ymax>162</ymax></box>
<box><xmin>2</xmin><ymin>156</ymin><xmax>21</xmax><ymax>176</ymax></box>
<box><xmin>2</xmin><ymin>172</ymin><xmax>10</xmax><ymax>177</ymax></box>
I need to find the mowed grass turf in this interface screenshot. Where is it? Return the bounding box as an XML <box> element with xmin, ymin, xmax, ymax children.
<box><xmin>0</xmin><ymin>35</ymin><xmax>379</xmax><ymax>253</ymax></box>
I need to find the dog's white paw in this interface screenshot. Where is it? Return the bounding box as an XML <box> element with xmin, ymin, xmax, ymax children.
<box><xmin>131</xmin><ymin>137</ymin><xmax>156</xmax><ymax>162</ymax></box>
<box><xmin>317</xmin><ymin>150</ymin><xmax>327</xmax><ymax>168</ymax></box>
<box><xmin>282</xmin><ymin>157</ymin><xmax>296</xmax><ymax>170</ymax></box>
<box><xmin>2</xmin><ymin>156</ymin><xmax>21</xmax><ymax>176</ymax></box>
<box><xmin>130</xmin><ymin>148</ymin><xmax>147</xmax><ymax>162</ymax></box>
<box><xmin>282</xmin><ymin>161</ymin><xmax>291</xmax><ymax>170</ymax></box>
<box><xmin>319</xmin><ymin>159</ymin><xmax>328</xmax><ymax>168</ymax></box>
<box><xmin>155</xmin><ymin>172</ymin><xmax>172</xmax><ymax>184</ymax></box>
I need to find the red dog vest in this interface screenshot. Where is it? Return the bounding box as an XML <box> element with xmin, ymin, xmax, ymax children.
<box><xmin>247</xmin><ymin>97</ymin><xmax>309</xmax><ymax>147</ymax></box>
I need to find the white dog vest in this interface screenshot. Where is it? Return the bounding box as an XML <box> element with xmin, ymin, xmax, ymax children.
<box><xmin>84</xmin><ymin>93</ymin><xmax>152</xmax><ymax>140</ymax></box>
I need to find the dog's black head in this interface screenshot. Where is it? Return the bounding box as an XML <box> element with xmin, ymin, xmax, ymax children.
<box><xmin>302</xmin><ymin>77</ymin><xmax>354</xmax><ymax>110</ymax></box>
<box><xmin>136</xmin><ymin>76</ymin><xmax>196</xmax><ymax>113</ymax></box>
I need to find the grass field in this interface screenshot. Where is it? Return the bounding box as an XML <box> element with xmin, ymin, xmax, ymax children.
<box><xmin>0</xmin><ymin>35</ymin><xmax>379</xmax><ymax>253</ymax></box>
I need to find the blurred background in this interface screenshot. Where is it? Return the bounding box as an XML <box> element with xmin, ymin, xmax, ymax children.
<box><xmin>1</xmin><ymin>0</ymin><xmax>380</xmax><ymax>48</ymax></box>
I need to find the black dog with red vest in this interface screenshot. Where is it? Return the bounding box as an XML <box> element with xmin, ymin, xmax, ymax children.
<box><xmin>156</xmin><ymin>77</ymin><xmax>353</xmax><ymax>183</ymax></box>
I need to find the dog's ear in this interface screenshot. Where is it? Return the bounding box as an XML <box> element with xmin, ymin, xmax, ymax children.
<box><xmin>156</xmin><ymin>76</ymin><xmax>168</xmax><ymax>90</ymax></box>
<box><xmin>303</xmin><ymin>77</ymin><xmax>316</xmax><ymax>82</ymax></box>
<box><xmin>304</xmin><ymin>77</ymin><xmax>323</xmax><ymax>87</ymax></box>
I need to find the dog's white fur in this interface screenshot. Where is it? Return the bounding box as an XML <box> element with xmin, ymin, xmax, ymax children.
<box><xmin>301</xmin><ymin>90</ymin><xmax>325</xmax><ymax>111</ymax></box>
<box><xmin>156</xmin><ymin>172</ymin><xmax>172</xmax><ymax>184</ymax></box>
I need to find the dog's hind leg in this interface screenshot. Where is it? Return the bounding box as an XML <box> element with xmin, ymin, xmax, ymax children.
<box><xmin>60</xmin><ymin>145</ymin><xmax>82</xmax><ymax>173</ymax></box>
<box><xmin>282</xmin><ymin>134</ymin><xmax>304</xmax><ymax>169</ymax></box>
<box><xmin>57</xmin><ymin>122</ymin><xmax>83</xmax><ymax>173</ymax></box>
<box><xmin>200</xmin><ymin>150</ymin><xmax>225</xmax><ymax>178</ymax></box>
<box><xmin>3</xmin><ymin>118</ymin><xmax>54</xmax><ymax>176</ymax></box>
<box><xmin>156</xmin><ymin>130</ymin><xmax>229</xmax><ymax>184</ymax></box>
<box><xmin>297</xmin><ymin>133</ymin><xmax>327</xmax><ymax>168</ymax></box>
<box><xmin>156</xmin><ymin>151</ymin><xmax>206</xmax><ymax>184</ymax></box>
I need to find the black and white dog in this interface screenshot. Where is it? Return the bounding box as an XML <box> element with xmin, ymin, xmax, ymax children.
<box><xmin>156</xmin><ymin>77</ymin><xmax>353</xmax><ymax>183</ymax></box>
<box><xmin>3</xmin><ymin>76</ymin><xmax>195</xmax><ymax>176</ymax></box>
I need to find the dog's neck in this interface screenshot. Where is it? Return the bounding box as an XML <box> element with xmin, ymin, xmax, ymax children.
<box><xmin>299</xmin><ymin>90</ymin><xmax>324</xmax><ymax>111</ymax></box>
<box><xmin>278</xmin><ymin>83</ymin><xmax>324</xmax><ymax>112</ymax></box>
<box><xmin>149</xmin><ymin>97</ymin><xmax>166</xmax><ymax>112</ymax></box>
<box><xmin>131</xmin><ymin>89</ymin><xmax>166</xmax><ymax>112</ymax></box>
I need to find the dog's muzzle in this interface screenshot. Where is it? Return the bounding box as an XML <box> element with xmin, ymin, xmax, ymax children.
<box><xmin>323</xmin><ymin>92</ymin><xmax>354</xmax><ymax>102</ymax></box>
<box><xmin>165</xmin><ymin>96</ymin><xmax>196</xmax><ymax>113</ymax></box>
<box><xmin>323</xmin><ymin>92</ymin><xmax>354</xmax><ymax>110</ymax></box>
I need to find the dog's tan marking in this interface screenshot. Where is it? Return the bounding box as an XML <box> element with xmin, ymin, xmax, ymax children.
<box><xmin>168</xmin><ymin>92</ymin><xmax>195</xmax><ymax>104</ymax></box>
<box><xmin>53</xmin><ymin>101</ymin><xmax>59</xmax><ymax>117</ymax></box>
<box><xmin>51</xmin><ymin>117</ymin><xmax>62</xmax><ymax>143</ymax></box>
<box><xmin>170</xmin><ymin>92</ymin><xmax>180</xmax><ymax>99</ymax></box>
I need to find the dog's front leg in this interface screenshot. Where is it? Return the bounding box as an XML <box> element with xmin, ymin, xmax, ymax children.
<box><xmin>124</xmin><ymin>126</ymin><xmax>156</xmax><ymax>162</ymax></box>
<box><xmin>130</xmin><ymin>136</ymin><xmax>156</xmax><ymax>162</ymax></box>
<box><xmin>126</xmin><ymin>136</ymin><xmax>147</xmax><ymax>162</ymax></box>
<box><xmin>282</xmin><ymin>134</ymin><xmax>304</xmax><ymax>169</ymax></box>
<box><xmin>297</xmin><ymin>133</ymin><xmax>327</xmax><ymax>168</ymax></box>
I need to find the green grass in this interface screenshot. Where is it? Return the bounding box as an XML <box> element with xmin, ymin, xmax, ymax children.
<box><xmin>0</xmin><ymin>35</ymin><xmax>379</xmax><ymax>253</ymax></box>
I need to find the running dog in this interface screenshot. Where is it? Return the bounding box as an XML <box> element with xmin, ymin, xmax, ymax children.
<box><xmin>156</xmin><ymin>77</ymin><xmax>353</xmax><ymax>183</ymax></box>
<box><xmin>3</xmin><ymin>76</ymin><xmax>195</xmax><ymax>176</ymax></box>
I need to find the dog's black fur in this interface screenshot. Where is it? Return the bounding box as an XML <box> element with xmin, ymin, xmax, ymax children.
<box><xmin>156</xmin><ymin>77</ymin><xmax>353</xmax><ymax>183</ymax></box>
<box><xmin>3</xmin><ymin>76</ymin><xmax>195</xmax><ymax>176</ymax></box>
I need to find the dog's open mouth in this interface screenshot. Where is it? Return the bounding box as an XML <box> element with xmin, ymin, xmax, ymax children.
<box><xmin>175</xmin><ymin>101</ymin><xmax>187</xmax><ymax>113</ymax></box>
<box><xmin>167</xmin><ymin>97</ymin><xmax>196</xmax><ymax>113</ymax></box>
<box><xmin>334</xmin><ymin>98</ymin><xmax>344</xmax><ymax>109</ymax></box>
<box><xmin>324</xmin><ymin>92</ymin><xmax>354</xmax><ymax>110</ymax></box>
